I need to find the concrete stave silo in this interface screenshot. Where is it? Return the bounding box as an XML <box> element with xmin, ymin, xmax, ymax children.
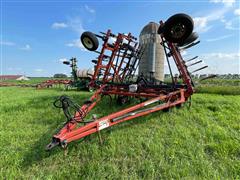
<box><xmin>139</xmin><ymin>22</ymin><xmax>165</xmax><ymax>82</ymax></box>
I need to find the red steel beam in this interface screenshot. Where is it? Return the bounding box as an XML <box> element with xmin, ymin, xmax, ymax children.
<box><xmin>53</xmin><ymin>89</ymin><xmax>185</xmax><ymax>144</ymax></box>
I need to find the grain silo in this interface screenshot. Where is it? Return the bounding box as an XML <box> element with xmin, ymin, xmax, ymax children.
<box><xmin>139</xmin><ymin>22</ymin><xmax>165</xmax><ymax>81</ymax></box>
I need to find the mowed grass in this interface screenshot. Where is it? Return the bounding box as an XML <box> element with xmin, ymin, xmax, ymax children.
<box><xmin>0</xmin><ymin>87</ymin><xmax>240</xmax><ymax>179</ymax></box>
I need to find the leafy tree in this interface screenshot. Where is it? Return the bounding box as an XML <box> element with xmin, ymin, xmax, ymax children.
<box><xmin>53</xmin><ymin>73</ymin><xmax>67</xmax><ymax>78</ymax></box>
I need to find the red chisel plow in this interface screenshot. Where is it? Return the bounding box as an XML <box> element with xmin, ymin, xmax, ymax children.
<box><xmin>46</xmin><ymin>13</ymin><xmax>207</xmax><ymax>150</ymax></box>
<box><xmin>36</xmin><ymin>79</ymin><xmax>72</xmax><ymax>89</ymax></box>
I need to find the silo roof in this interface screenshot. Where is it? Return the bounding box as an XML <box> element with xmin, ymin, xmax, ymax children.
<box><xmin>140</xmin><ymin>22</ymin><xmax>159</xmax><ymax>35</ymax></box>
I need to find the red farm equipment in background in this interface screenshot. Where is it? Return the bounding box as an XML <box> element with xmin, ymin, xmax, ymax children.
<box><xmin>36</xmin><ymin>58</ymin><xmax>94</xmax><ymax>91</ymax></box>
<box><xmin>36</xmin><ymin>79</ymin><xmax>71</xmax><ymax>89</ymax></box>
<box><xmin>46</xmin><ymin>13</ymin><xmax>210</xmax><ymax>150</ymax></box>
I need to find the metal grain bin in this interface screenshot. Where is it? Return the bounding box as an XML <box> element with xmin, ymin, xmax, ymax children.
<box><xmin>77</xmin><ymin>69</ymin><xmax>94</xmax><ymax>78</ymax></box>
<box><xmin>139</xmin><ymin>22</ymin><xmax>165</xmax><ymax>81</ymax></box>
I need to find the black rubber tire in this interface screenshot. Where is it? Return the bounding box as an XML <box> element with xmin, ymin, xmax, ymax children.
<box><xmin>81</xmin><ymin>31</ymin><xmax>99</xmax><ymax>51</ymax></box>
<box><xmin>178</xmin><ymin>32</ymin><xmax>198</xmax><ymax>47</ymax></box>
<box><xmin>63</xmin><ymin>61</ymin><xmax>70</xmax><ymax>65</ymax></box>
<box><xmin>162</xmin><ymin>13</ymin><xmax>194</xmax><ymax>44</ymax></box>
<box><xmin>92</xmin><ymin>59</ymin><xmax>98</xmax><ymax>64</ymax></box>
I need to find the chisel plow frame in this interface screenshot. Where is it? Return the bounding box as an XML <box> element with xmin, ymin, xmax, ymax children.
<box><xmin>46</xmin><ymin>14</ymin><xmax>205</xmax><ymax>150</ymax></box>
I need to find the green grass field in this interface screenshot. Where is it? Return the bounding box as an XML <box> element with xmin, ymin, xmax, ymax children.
<box><xmin>0</xmin><ymin>87</ymin><xmax>240</xmax><ymax>179</ymax></box>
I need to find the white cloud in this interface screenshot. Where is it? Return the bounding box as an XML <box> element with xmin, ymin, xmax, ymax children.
<box><xmin>193</xmin><ymin>7</ymin><xmax>231</xmax><ymax>33</ymax></box>
<box><xmin>0</xmin><ymin>41</ymin><xmax>15</xmax><ymax>46</ymax></box>
<box><xmin>223</xmin><ymin>17</ymin><xmax>240</xmax><ymax>30</ymax></box>
<box><xmin>203</xmin><ymin>52</ymin><xmax>240</xmax><ymax>59</ymax></box>
<box><xmin>201</xmin><ymin>52</ymin><xmax>240</xmax><ymax>74</ymax></box>
<box><xmin>59</xmin><ymin>58</ymin><xmax>68</xmax><ymax>62</ymax></box>
<box><xmin>181</xmin><ymin>50</ymin><xmax>188</xmax><ymax>56</ymax></box>
<box><xmin>20</xmin><ymin>44</ymin><xmax>31</xmax><ymax>51</ymax></box>
<box><xmin>67</xmin><ymin>16</ymin><xmax>85</xmax><ymax>35</ymax></box>
<box><xmin>234</xmin><ymin>8</ymin><xmax>240</xmax><ymax>16</ymax></box>
<box><xmin>66</xmin><ymin>39</ymin><xmax>86</xmax><ymax>51</ymax></box>
<box><xmin>109</xmin><ymin>37</ymin><xmax>116</xmax><ymax>43</ymax></box>
<box><xmin>220</xmin><ymin>9</ymin><xmax>240</xmax><ymax>30</ymax></box>
<box><xmin>206</xmin><ymin>34</ymin><xmax>233</xmax><ymax>42</ymax></box>
<box><xmin>35</xmin><ymin>69</ymin><xmax>44</xmax><ymax>72</ymax></box>
<box><xmin>51</xmin><ymin>22</ymin><xmax>68</xmax><ymax>29</ymax></box>
<box><xmin>209</xmin><ymin>0</ymin><xmax>236</xmax><ymax>7</ymax></box>
<box><xmin>85</xmin><ymin>5</ymin><xmax>95</xmax><ymax>14</ymax></box>
<box><xmin>51</xmin><ymin>16</ymin><xmax>90</xmax><ymax>51</ymax></box>
<box><xmin>193</xmin><ymin>17</ymin><xmax>210</xmax><ymax>33</ymax></box>
<box><xmin>53</xmin><ymin>17</ymin><xmax>85</xmax><ymax>34</ymax></box>
<box><xmin>51</xmin><ymin>17</ymin><xmax>85</xmax><ymax>36</ymax></box>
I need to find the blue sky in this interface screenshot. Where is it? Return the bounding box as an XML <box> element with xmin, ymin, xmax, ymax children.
<box><xmin>1</xmin><ymin>0</ymin><xmax>239</xmax><ymax>76</ymax></box>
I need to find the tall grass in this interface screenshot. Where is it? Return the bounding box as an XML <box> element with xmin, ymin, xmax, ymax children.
<box><xmin>199</xmin><ymin>78</ymin><xmax>240</xmax><ymax>86</ymax></box>
<box><xmin>195</xmin><ymin>85</ymin><xmax>240</xmax><ymax>95</ymax></box>
<box><xmin>194</xmin><ymin>78</ymin><xmax>240</xmax><ymax>95</ymax></box>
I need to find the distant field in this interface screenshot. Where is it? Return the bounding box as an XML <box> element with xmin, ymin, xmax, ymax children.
<box><xmin>0</xmin><ymin>87</ymin><xmax>239</xmax><ymax>179</ymax></box>
<box><xmin>1</xmin><ymin>77</ymin><xmax>71</xmax><ymax>85</ymax></box>
<box><xmin>2</xmin><ymin>77</ymin><xmax>239</xmax><ymax>95</ymax></box>
<box><xmin>198</xmin><ymin>78</ymin><xmax>240</xmax><ymax>86</ymax></box>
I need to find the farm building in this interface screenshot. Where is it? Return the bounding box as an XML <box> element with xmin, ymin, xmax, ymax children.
<box><xmin>0</xmin><ymin>75</ymin><xmax>30</xmax><ymax>81</ymax></box>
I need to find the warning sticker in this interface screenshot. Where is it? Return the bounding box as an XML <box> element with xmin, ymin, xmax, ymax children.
<box><xmin>98</xmin><ymin>119</ymin><xmax>109</xmax><ymax>130</ymax></box>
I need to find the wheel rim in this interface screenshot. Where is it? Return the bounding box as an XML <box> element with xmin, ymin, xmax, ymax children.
<box><xmin>83</xmin><ymin>37</ymin><xmax>93</xmax><ymax>49</ymax></box>
<box><xmin>170</xmin><ymin>23</ymin><xmax>186</xmax><ymax>39</ymax></box>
